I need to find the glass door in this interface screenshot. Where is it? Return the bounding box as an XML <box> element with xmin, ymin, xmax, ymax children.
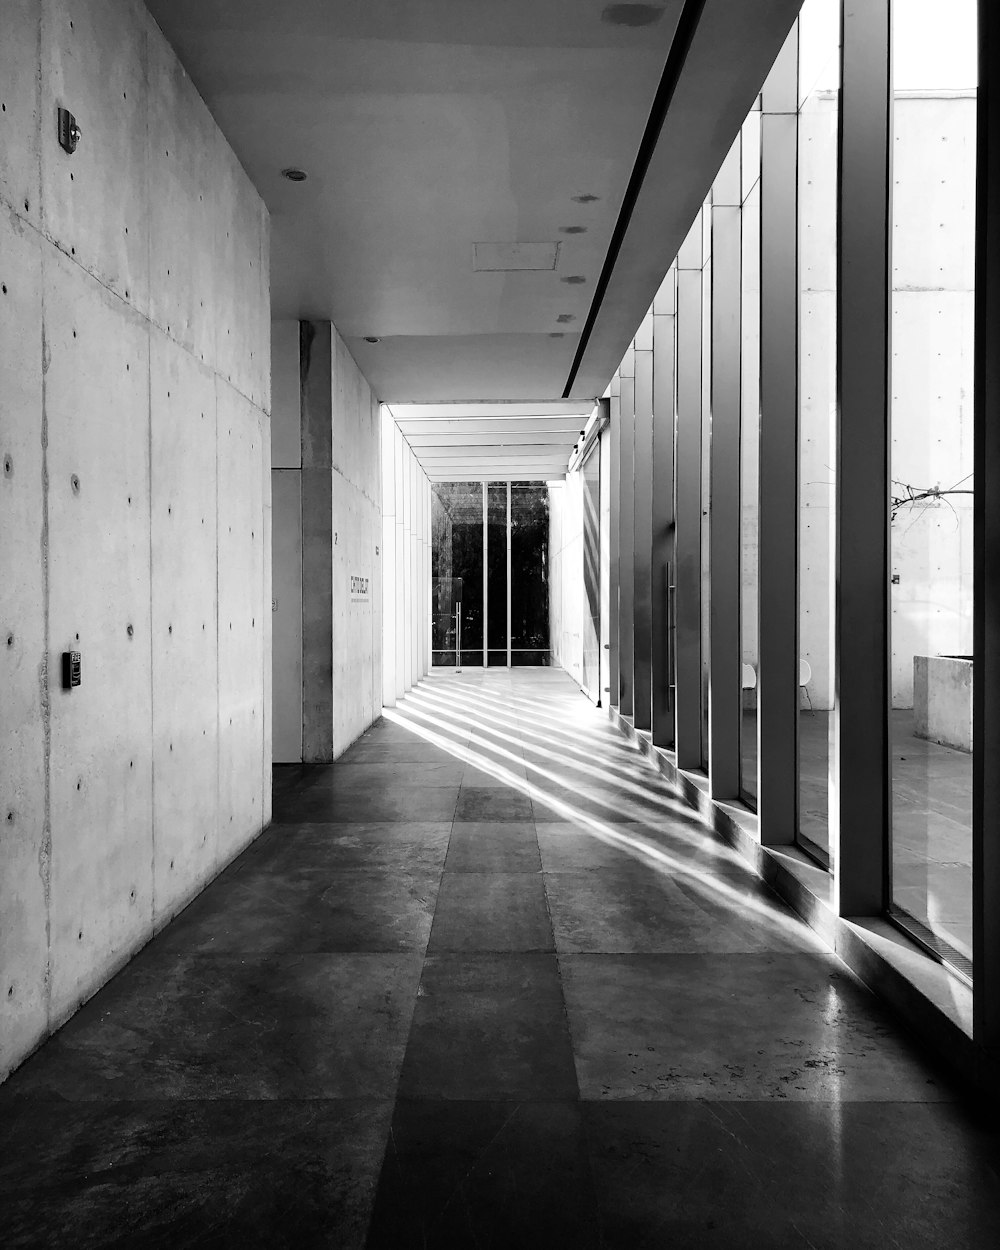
<box><xmin>431</xmin><ymin>482</ymin><xmax>484</xmax><ymax>666</ymax></box>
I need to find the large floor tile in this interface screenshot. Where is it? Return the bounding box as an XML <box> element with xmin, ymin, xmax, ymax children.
<box><xmin>335</xmin><ymin>741</ymin><xmax>465</xmax><ymax>764</ymax></box>
<box><xmin>307</xmin><ymin>760</ymin><xmax>468</xmax><ymax>790</ymax></box>
<box><xmin>545</xmin><ymin>868</ymin><xmax>812</xmax><ymax>954</ymax></box>
<box><xmin>560</xmin><ymin>953</ymin><xmax>953</xmax><ymax>1101</ymax></box>
<box><xmin>367</xmin><ymin>1100</ymin><xmax>601</xmax><ymax>1249</ymax></box>
<box><xmin>239</xmin><ymin>822</ymin><xmax>452</xmax><ymax>874</ymax></box>
<box><xmin>462</xmin><ymin>763</ymin><xmax>529</xmax><ymax>788</ymax></box>
<box><xmin>278</xmin><ymin>787</ymin><xmax>460</xmax><ymax>824</ymax></box>
<box><xmin>0</xmin><ymin>1098</ymin><xmax>392</xmax><ymax>1250</ymax></box>
<box><xmin>535</xmin><ymin>820</ymin><xmax>749</xmax><ymax>874</ymax></box>
<box><xmin>155</xmin><ymin>866</ymin><xmax>441</xmax><ymax>954</ymax></box>
<box><xmin>445</xmin><ymin>822</ymin><xmax>541</xmax><ymax>872</ymax></box>
<box><xmin>398</xmin><ymin>955</ymin><xmax>578</xmax><ymax>1100</ymax></box>
<box><xmin>3</xmin><ymin>952</ymin><xmax>422</xmax><ymax>1100</ymax></box>
<box><xmin>583</xmin><ymin>1100</ymin><xmax>1000</xmax><ymax>1249</ymax></box>
<box><xmin>428</xmin><ymin>873</ymin><xmax>552</xmax><ymax>952</ymax></box>
<box><xmin>454</xmin><ymin>787</ymin><xmax>534</xmax><ymax>822</ymax></box>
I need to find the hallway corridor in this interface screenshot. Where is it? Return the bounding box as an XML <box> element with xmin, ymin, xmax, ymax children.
<box><xmin>3</xmin><ymin>670</ymin><xmax>1000</xmax><ymax>1247</ymax></box>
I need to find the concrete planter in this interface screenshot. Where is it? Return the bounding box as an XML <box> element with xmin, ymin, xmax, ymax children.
<box><xmin>913</xmin><ymin>655</ymin><xmax>973</xmax><ymax>752</ymax></box>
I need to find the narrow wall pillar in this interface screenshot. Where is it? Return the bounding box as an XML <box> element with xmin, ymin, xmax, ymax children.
<box><xmin>619</xmin><ymin>347</ymin><xmax>636</xmax><ymax>717</ymax></box>
<box><xmin>381</xmin><ymin>406</ymin><xmax>397</xmax><ymax>707</ymax></box>
<box><xmin>834</xmin><ymin>0</ymin><xmax>891</xmax><ymax>915</ymax></box>
<box><xmin>608</xmin><ymin>379</ymin><xmax>621</xmax><ymax>707</ymax></box>
<box><xmin>708</xmin><ymin>143</ymin><xmax>743</xmax><ymax>799</ymax></box>
<box><xmin>633</xmin><ymin>313</ymin><xmax>654</xmax><ymax>732</ymax></box>
<box><xmin>974</xmin><ymin>0</ymin><xmax>1000</xmax><ymax>1043</ymax></box>
<box><xmin>758</xmin><ymin>33</ymin><xmax>799</xmax><ymax>843</ymax></box>
<box><xmin>300</xmin><ymin>321</ymin><xmax>334</xmax><ymax>761</ymax></box>
<box><xmin>675</xmin><ymin>214</ymin><xmax>705</xmax><ymax>769</ymax></box>
<box><xmin>651</xmin><ymin>271</ymin><xmax>677</xmax><ymax>748</ymax></box>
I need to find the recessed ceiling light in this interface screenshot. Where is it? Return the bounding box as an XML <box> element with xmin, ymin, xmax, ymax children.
<box><xmin>281</xmin><ymin>167</ymin><xmax>308</xmax><ymax>182</ymax></box>
<box><xmin>364</xmin><ymin>336</ymin><xmax>381</xmax><ymax>344</ymax></box>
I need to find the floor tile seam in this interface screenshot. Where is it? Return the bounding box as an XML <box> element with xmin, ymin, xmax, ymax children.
<box><xmin>0</xmin><ymin>1094</ymin><xmax>398</xmax><ymax>1108</ymax></box>
<box><xmin>366</xmin><ymin>800</ymin><xmax>468</xmax><ymax>1244</ymax></box>
<box><xmin>574</xmin><ymin>1094</ymin><xmax>957</xmax><ymax>1106</ymax></box>
<box><xmin>540</xmin><ymin>867</ymin><xmax>585</xmax><ymax>1105</ymax></box>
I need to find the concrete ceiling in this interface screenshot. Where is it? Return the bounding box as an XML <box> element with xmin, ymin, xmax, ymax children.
<box><xmin>147</xmin><ymin>0</ymin><xmax>800</xmax><ymax>414</ymax></box>
<box><xmin>387</xmin><ymin>401</ymin><xmax>594</xmax><ymax>480</ymax></box>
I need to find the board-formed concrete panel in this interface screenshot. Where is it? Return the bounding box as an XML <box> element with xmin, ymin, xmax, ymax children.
<box><xmin>150</xmin><ymin>329</ymin><xmax>220</xmax><ymax>924</ymax></box>
<box><xmin>146</xmin><ymin>27</ymin><xmax>218</xmax><ymax>368</ymax></box>
<box><xmin>0</xmin><ymin>1</ymin><xmax>41</xmax><ymax>229</ymax></box>
<box><xmin>40</xmin><ymin>0</ymin><xmax>150</xmax><ymax>315</ymax></box>
<box><xmin>217</xmin><ymin>380</ymin><xmax>266</xmax><ymax>865</ymax></box>
<box><xmin>332</xmin><ymin>474</ymin><xmax>380</xmax><ymax>757</ymax></box>
<box><xmin>261</xmin><ymin>414</ymin><xmax>273</xmax><ymax>826</ymax></box>
<box><xmin>2</xmin><ymin>0</ymin><xmax>271</xmax><ymax>1083</ymax></box>
<box><xmin>333</xmin><ymin>332</ymin><xmax>380</xmax><ymax>504</ymax></box>
<box><xmin>270</xmin><ymin>320</ymin><xmax>301</xmax><ymax>469</ymax></box>
<box><xmin>0</xmin><ymin>210</ymin><xmax>48</xmax><ymax>1077</ymax></box>
<box><xmin>214</xmin><ymin>148</ymin><xmax>268</xmax><ymax>410</ymax></box>
<box><xmin>43</xmin><ymin>249</ymin><xmax>154</xmax><ymax>1026</ymax></box>
<box><xmin>271</xmin><ymin>471</ymin><xmax>303</xmax><ymax>762</ymax></box>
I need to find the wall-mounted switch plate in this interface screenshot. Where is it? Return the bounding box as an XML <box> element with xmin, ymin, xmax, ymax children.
<box><xmin>62</xmin><ymin>651</ymin><xmax>81</xmax><ymax>689</ymax></box>
<box><xmin>57</xmin><ymin>107</ymin><xmax>82</xmax><ymax>154</ymax></box>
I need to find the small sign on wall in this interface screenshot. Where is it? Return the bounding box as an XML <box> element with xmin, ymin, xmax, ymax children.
<box><xmin>350</xmin><ymin>573</ymin><xmax>370</xmax><ymax>604</ymax></box>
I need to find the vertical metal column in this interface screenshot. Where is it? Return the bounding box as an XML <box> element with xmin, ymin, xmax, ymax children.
<box><xmin>974</xmin><ymin>0</ymin><xmax>1000</xmax><ymax>1043</ymax></box>
<box><xmin>482</xmin><ymin>479</ymin><xmax>488</xmax><ymax>668</ymax></box>
<box><xmin>708</xmin><ymin>142</ymin><xmax>743</xmax><ymax>799</ymax></box>
<box><xmin>619</xmin><ymin>345</ymin><xmax>636</xmax><ymax>718</ymax></box>
<box><xmin>834</xmin><ymin>0</ymin><xmax>891</xmax><ymax>916</ymax></box>
<box><xmin>633</xmin><ymin>311</ymin><xmax>654</xmax><ymax>731</ymax></box>
<box><xmin>758</xmin><ymin>29</ymin><xmax>799</xmax><ymax>844</ymax></box>
<box><xmin>608</xmin><ymin>379</ymin><xmax>621</xmax><ymax>706</ymax></box>
<box><xmin>506</xmin><ymin>479</ymin><xmax>512</xmax><ymax>667</ymax></box>
<box><xmin>395</xmin><ymin>428</ymin><xmax>406</xmax><ymax>695</ymax></box>
<box><xmin>675</xmin><ymin>213</ymin><xmax>705</xmax><ymax>769</ymax></box>
<box><xmin>652</xmin><ymin>270</ymin><xmax>677</xmax><ymax>748</ymax></box>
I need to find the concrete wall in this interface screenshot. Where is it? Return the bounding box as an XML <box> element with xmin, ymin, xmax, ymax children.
<box><xmin>382</xmin><ymin>410</ymin><xmax>430</xmax><ymax>703</ymax></box>
<box><xmin>271</xmin><ymin>320</ymin><xmax>384</xmax><ymax>759</ymax></box>
<box><xmin>549</xmin><ymin>476</ymin><xmax>584</xmax><ymax>685</ymax></box>
<box><xmin>1</xmin><ymin>0</ymin><xmax>270</xmax><ymax>1081</ymax></box>
<box><xmin>332</xmin><ymin>329</ymin><xmax>382</xmax><ymax>756</ymax></box>
<box><xmin>270</xmin><ymin>320</ymin><xmax>302</xmax><ymax>761</ymax></box>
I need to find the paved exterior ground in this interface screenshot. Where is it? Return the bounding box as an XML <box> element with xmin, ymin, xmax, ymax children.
<box><xmin>2</xmin><ymin>669</ymin><xmax>998</xmax><ymax>1247</ymax></box>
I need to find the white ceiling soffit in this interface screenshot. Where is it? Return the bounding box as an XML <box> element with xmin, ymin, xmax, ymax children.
<box><xmin>388</xmin><ymin>400</ymin><xmax>592</xmax><ymax>481</ymax></box>
<box><xmin>147</xmin><ymin>0</ymin><xmax>799</xmax><ymax>404</ymax></box>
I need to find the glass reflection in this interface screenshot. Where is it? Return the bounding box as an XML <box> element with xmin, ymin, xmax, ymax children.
<box><xmin>511</xmin><ymin>483</ymin><xmax>551</xmax><ymax>665</ymax></box>
<box><xmin>740</xmin><ymin>106</ymin><xmax>761</xmax><ymax>808</ymax></box>
<box><xmin>797</xmin><ymin>0</ymin><xmax>839</xmax><ymax>862</ymax></box>
<box><xmin>431</xmin><ymin>481</ymin><xmax>484</xmax><ymax>666</ymax></box>
<box><xmin>889</xmin><ymin>0</ymin><xmax>976</xmax><ymax>971</ymax></box>
<box><xmin>487</xmin><ymin>483</ymin><xmax>508</xmax><ymax>666</ymax></box>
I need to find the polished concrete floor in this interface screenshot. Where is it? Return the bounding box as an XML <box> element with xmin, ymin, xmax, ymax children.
<box><xmin>743</xmin><ymin>707</ymin><xmax>973</xmax><ymax>960</ymax></box>
<box><xmin>3</xmin><ymin>669</ymin><xmax>999</xmax><ymax>1247</ymax></box>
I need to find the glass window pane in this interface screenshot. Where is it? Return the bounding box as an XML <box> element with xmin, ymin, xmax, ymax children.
<box><xmin>511</xmin><ymin>483</ymin><xmax>551</xmax><ymax>664</ymax></box>
<box><xmin>701</xmin><ymin>207</ymin><xmax>713</xmax><ymax>769</ymax></box>
<box><xmin>487</xmin><ymin>483</ymin><xmax>508</xmax><ymax>666</ymax></box>
<box><xmin>581</xmin><ymin>444</ymin><xmax>602</xmax><ymax>698</ymax></box>
<box><xmin>740</xmin><ymin>122</ymin><xmax>761</xmax><ymax>807</ymax></box>
<box><xmin>889</xmin><ymin>0</ymin><xmax>976</xmax><ymax>972</ymax></box>
<box><xmin>797</xmin><ymin>0</ymin><xmax>840</xmax><ymax>863</ymax></box>
<box><xmin>431</xmin><ymin>481</ymin><xmax>484</xmax><ymax>666</ymax></box>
